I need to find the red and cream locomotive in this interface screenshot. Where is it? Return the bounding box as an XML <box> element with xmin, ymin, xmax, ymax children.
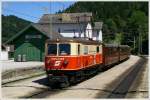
<box><xmin>45</xmin><ymin>38</ymin><xmax>130</xmax><ymax>87</ymax></box>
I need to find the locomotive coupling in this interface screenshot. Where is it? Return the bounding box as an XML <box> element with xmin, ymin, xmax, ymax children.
<box><xmin>48</xmin><ymin>75</ymin><xmax>68</xmax><ymax>83</ymax></box>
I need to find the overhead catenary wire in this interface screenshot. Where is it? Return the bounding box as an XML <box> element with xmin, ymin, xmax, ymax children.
<box><xmin>49</xmin><ymin>2</ymin><xmax>52</xmax><ymax>39</ymax></box>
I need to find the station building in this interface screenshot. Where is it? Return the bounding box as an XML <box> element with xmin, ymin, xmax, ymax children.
<box><xmin>5</xmin><ymin>12</ymin><xmax>103</xmax><ymax>61</ymax></box>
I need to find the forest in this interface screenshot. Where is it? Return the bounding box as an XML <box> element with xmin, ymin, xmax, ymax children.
<box><xmin>63</xmin><ymin>2</ymin><xmax>148</xmax><ymax>54</ymax></box>
<box><xmin>2</xmin><ymin>15</ymin><xmax>31</xmax><ymax>43</ymax></box>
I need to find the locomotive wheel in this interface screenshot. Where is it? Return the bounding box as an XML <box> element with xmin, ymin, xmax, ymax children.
<box><xmin>60</xmin><ymin>82</ymin><xmax>69</xmax><ymax>88</ymax></box>
<box><xmin>47</xmin><ymin>75</ymin><xmax>57</xmax><ymax>88</ymax></box>
<box><xmin>48</xmin><ymin>80</ymin><xmax>56</xmax><ymax>88</ymax></box>
<box><xmin>60</xmin><ymin>79</ymin><xmax>70</xmax><ymax>88</ymax></box>
<box><xmin>69</xmin><ymin>76</ymin><xmax>76</xmax><ymax>84</ymax></box>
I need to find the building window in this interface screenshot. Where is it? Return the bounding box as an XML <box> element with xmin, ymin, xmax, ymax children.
<box><xmin>58</xmin><ymin>28</ymin><xmax>61</xmax><ymax>33</ymax></box>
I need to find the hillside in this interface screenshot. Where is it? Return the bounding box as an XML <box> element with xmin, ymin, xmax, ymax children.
<box><xmin>63</xmin><ymin>2</ymin><xmax>148</xmax><ymax>54</ymax></box>
<box><xmin>2</xmin><ymin>2</ymin><xmax>148</xmax><ymax>54</ymax></box>
<box><xmin>2</xmin><ymin>15</ymin><xmax>31</xmax><ymax>43</ymax></box>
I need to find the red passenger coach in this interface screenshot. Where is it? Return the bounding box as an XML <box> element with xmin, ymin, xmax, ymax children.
<box><xmin>119</xmin><ymin>45</ymin><xmax>130</xmax><ymax>61</ymax></box>
<box><xmin>103</xmin><ymin>44</ymin><xmax>120</xmax><ymax>66</ymax></box>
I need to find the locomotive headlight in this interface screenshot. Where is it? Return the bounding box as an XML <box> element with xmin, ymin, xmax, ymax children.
<box><xmin>63</xmin><ymin>60</ymin><xmax>68</xmax><ymax>65</ymax></box>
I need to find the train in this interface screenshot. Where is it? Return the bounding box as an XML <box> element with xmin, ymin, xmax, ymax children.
<box><xmin>44</xmin><ymin>38</ymin><xmax>130</xmax><ymax>87</ymax></box>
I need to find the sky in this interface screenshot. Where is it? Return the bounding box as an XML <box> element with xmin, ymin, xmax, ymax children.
<box><xmin>2</xmin><ymin>1</ymin><xmax>75</xmax><ymax>22</ymax></box>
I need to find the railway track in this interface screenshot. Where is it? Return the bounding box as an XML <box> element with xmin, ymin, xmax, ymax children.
<box><xmin>2</xmin><ymin>55</ymin><xmax>148</xmax><ymax>98</ymax></box>
<box><xmin>2</xmin><ymin>66</ymin><xmax>45</xmax><ymax>85</ymax></box>
<box><xmin>26</xmin><ymin>56</ymin><xmax>148</xmax><ymax>98</ymax></box>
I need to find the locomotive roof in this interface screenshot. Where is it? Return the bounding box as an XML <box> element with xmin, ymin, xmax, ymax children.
<box><xmin>46</xmin><ymin>37</ymin><xmax>102</xmax><ymax>45</ymax></box>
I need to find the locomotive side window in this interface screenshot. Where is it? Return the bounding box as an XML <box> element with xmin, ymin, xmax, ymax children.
<box><xmin>78</xmin><ymin>44</ymin><xmax>80</xmax><ymax>55</ymax></box>
<box><xmin>47</xmin><ymin>44</ymin><xmax>57</xmax><ymax>55</ymax></box>
<box><xmin>59</xmin><ymin>44</ymin><xmax>70</xmax><ymax>55</ymax></box>
<box><xmin>96</xmin><ymin>46</ymin><xmax>99</xmax><ymax>53</ymax></box>
<box><xmin>84</xmin><ymin>46</ymin><xmax>88</xmax><ymax>54</ymax></box>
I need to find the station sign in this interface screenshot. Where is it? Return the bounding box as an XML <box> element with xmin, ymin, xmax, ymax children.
<box><xmin>25</xmin><ymin>35</ymin><xmax>42</xmax><ymax>39</ymax></box>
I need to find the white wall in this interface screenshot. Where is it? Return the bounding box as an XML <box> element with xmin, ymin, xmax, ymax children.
<box><xmin>52</xmin><ymin>23</ymin><xmax>87</xmax><ymax>37</ymax></box>
<box><xmin>1</xmin><ymin>51</ymin><xmax>8</xmax><ymax>60</ymax></box>
<box><xmin>52</xmin><ymin>22</ymin><xmax>102</xmax><ymax>41</ymax></box>
<box><xmin>93</xmin><ymin>30</ymin><xmax>103</xmax><ymax>41</ymax></box>
<box><xmin>85</xmin><ymin>23</ymin><xmax>92</xmax><ymax>38</ymax></box>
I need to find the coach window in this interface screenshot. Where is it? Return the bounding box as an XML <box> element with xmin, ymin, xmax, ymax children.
<box><xmin>78</xmin><ymin>44</ymin><xmax>80</xmax><ymax>55</ymax></box>
<box><xmin>96</xmin><ymin>46</ymin><xmax>99</xmax><ymax>53</ymax></box>
<box><xmin>59</xmin><ymin>44</ymin><xmax>70</xmax><ymax>55</ymax></box>
<box><xmin>109</xmin><ymin>48</ymin><xmax>112</xmax><ymax>55</ymax></box>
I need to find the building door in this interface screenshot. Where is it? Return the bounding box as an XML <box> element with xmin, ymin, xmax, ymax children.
<box><xmin>26</xmin><ymin>44</ymin><xmax>41</xmax><ymax>61</ymax></box>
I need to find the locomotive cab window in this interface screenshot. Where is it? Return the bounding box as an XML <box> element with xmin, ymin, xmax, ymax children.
<box><xmin>47</xmin><ymin>44</ymin><xmax>57</xmax><ymax>55</ymax></box>
<box><xmin>59</xmin><ymin>44</ymin><xmax>70</xmax><ymax>55</ymax></box>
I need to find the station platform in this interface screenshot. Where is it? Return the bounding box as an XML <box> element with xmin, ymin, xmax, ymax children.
<box><xmin>1</xmin><ymin>60</ymin><xmax>44</xmax><ymax>72</ymax></box>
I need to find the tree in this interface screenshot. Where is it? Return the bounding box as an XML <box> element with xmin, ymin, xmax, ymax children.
<box><xmin>105</xmin><ymin>18</ymin><xmax>117</xmax><ymax>33</ymax></box>
<box><xmin>114</xmin><ymin>33</ymin><xmax>124</xmax><ymax>45</ymax></box>
<box><xmin>128</xmin><ymin>10</ymin><xmax>148</xmax><ymax>54</ymax></box>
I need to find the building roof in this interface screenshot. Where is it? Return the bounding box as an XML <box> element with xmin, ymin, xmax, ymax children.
<box><xmin>32</xmin><ymin>24</ymin><xmax>62</xmax><ymax>39</ymax></box>
<box><xmin>5</xmin><ymin>23</ymin><xmax>62</xmax><ymax>44</ymax></box>
<box><xmin>38</xmin><ymin>12</ymin><xmax>92</xmax><ymax>24</ymax></box>
<box><xmin>5</xmin><ymin>13</ymin><xmax>103</xmax><ymax>44</ymax></box>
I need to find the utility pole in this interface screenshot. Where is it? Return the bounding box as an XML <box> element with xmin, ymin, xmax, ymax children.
<box><xmin>140</xmin><ymin>33</ymin><xmax>142</xmax><ymax>54</ymax></box>
<box><xmin>138</xmin><ymin>25</ymin><xmax>142</xmax><ymax>55</ymax></box>
<box><xmin>134</xmin><ymin>36</ymin><xmax>136</xmax><ymax>50</ymax></box>
<box><xmin>50</xmin><ymin>2</ymin><xmax>52</xmax><ymax>39</ymax></box>
<box><xmin>138</xmin><ymin>33</ymin><xmax>140</xmax><ymax>55</ymax></box>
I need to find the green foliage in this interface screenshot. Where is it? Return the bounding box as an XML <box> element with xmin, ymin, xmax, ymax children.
<box><xmin>105</xmin><ymin>18</ymin><xmax>117</xmax><ymax>33</ymax></box>
<box><xmin>114</xmin><ymin>33</ymin><xmax>124</xmax><ymax>45</ymax></box>
<box><xmin>2</xmin><ymin>15</ymin><xmax>31</xmax><ymax>43</ymax></box>
<box><xmin>64</xmin><ymin>2</ymin><xmax>148</xmax><ymax>54</ymax></box>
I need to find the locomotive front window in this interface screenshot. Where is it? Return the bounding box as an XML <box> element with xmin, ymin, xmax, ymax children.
<box><xmin>59</xmin><ymin>44</ymin><xmax>70</xmax><ymax>55</ymax></box>
<box><xmin>47</xmin><ymin>44</ymin><xmax>57</xmax><ymax>55</ymax></box>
